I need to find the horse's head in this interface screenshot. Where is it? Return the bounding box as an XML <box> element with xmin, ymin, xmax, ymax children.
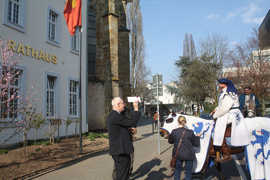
<box><xmin>160</xmin><ymin>114</ymin><xmax>180</xmax><ymax>138</ymax></box>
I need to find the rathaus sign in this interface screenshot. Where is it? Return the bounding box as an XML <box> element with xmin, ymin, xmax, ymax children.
<box><xmin>7</xmin><ymin>40</ymin><xmax>58</xmax><ymax>64</ymax></box>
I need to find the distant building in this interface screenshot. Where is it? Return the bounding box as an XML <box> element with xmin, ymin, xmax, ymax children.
<box><xmin>145</xmin><ymin>82</ymin><xmax>178</xmax><ymax>115</ymax></box>
<box><xmin>158</xmin><ymin>82</ymin><xmax>177</xmax><ymax>105</ymax></box>
<box><xmin>222</xmin><ymin>48</ymin><xmax>270</xmax><ymax>89</ymax></box>
<box><xmin>259</xmin><ymin>9</ymin><xmax>270</xmax><ymax>49</ymax></box>
<box><xmin>145</xmin><ymin>82</ymin><xmax>176</xmax><ymax>105</ymax></box>
<box><xmin>224</xmin><ymin>10</ymin><xmax>270</xmax><ymax>76</ymax></box>
<box><xmin>252</xmin><ymin>49</ymin><xmax>270</xmax><ymax>61</ymax></box>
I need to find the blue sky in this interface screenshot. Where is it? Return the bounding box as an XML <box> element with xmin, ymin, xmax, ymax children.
<box><xmin>140</xmin><ymin>0</ymin><xmax>270</xmax><ymax>83</ymax></box>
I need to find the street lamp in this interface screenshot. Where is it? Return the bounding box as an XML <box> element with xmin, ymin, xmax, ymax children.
<box><xmin>152</xmin><ymin>74</ymin><xmax>163</xmax><ymax>154</ymax></box>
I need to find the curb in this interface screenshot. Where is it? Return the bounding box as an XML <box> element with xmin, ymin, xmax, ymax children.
<box><xmin>15</xmin><ymin>135</ymin><xmax>146</xmax><ymax>180</ymax></box>
<box><xmin>15</xmin><ymin>147</ymin><xmax>109</xmax><ymax>180</ymax></box>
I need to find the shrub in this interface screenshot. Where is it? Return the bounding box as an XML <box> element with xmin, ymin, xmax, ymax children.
<box><xmin>0</xmin><ymin>149</ymin><xmax>8</xmax><ymax>154</ymax></box>
<box><xmin>87</xmin><ymin>132</ymin><xmax>108</xmax><ymax>141</ymax></box>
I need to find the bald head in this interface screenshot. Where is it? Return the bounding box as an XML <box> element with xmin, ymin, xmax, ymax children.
<box><xmin>112</xmin><ymin>97</ymin><xmax>125</xmax><ymax>112</ymax></box>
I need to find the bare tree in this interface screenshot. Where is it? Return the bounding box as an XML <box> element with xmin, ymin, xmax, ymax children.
<box><xmin>199</xmin><ymin>33</ymin><xmax>229</xmax><ymax>65</ymax></box>
<box><xmin>166</xmin><ymin>34</ymin><xmax>227</xmax><ymax>113</ymax></box>
<box><xmin>127</xmin><ymin>0</ymin><xmax>151</xmax><ymax>98</ymax></box>
<box><xmin>199</xmin><ymin>33</ymin><xmax>229</xmax><ymax>104</ymax></box>
<box><xmin>226</xmin><ymin>28</ymin><xmax>270</xmax><ymax>115</ymax></box>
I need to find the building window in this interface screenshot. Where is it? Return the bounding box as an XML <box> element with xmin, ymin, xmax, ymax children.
<box><xmin>71</xmin><ymin>29</ymin><xmax>80</xmax><ymax>53</ymax></box>
<box><xmin>48</xmin><ymin>9</ymin><xmax>57</xmax><ymax>42</ymax></box>
<box><xmin>87</xmin><ymin>10</ymin><xmax>96</xmax><ymax>80</ymax></box>
<box><xmin>68</xmin><ymin>80</ymin><xmax>79</xmax><ymax>117</ymax></box>
<box><xmin>47</xmin><ymin>8</ymin><xmax>61</xmax><ymax>45</ymax></box>
<box><xmin>46</xmin><ymin>75</ymin><xmax>56</xmax><ymax>118</ymax></box>
<box><xmin>3</xmin><ymin>0</ymin><xmax>25</xmax><ymax>31</ymax></box>
<box><xmin>0</xmin><ymin>67</ymin><xmax>22</xmax><ymax>119</ymax></box>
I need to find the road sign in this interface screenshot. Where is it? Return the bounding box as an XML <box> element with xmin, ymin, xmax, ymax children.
<box><xmin>152</xmin><ymin>74</ymin><xmax>163</xmax><ymax>96</ymax></box>
<box><xmin>152</xmin><ymin>88</ymin><xmax>163</xmax><ymax>96</ymax></box>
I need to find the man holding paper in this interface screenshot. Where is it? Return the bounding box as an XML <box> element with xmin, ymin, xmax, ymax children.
<box><xmin>107</xmin><ymin>97</ymin><xmax>140</xmax><ymax>180</ymax></box>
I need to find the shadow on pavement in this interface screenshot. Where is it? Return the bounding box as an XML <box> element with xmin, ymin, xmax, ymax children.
<box><xmin>141</xmin><ymin>132</ymin><xmax>154</xmax><ymax>138</ymax></box>
<box><xmin>204</xmin><ymin>158</ymin><xmax>245</xmax><ymax>180</ymax></box>
<box><xmin>130</xmin><ymin>158</ymin><xmax>163</xmax><ymax>180</ymax></box>
<box><xmin>21</xmin><ymin>149</ymin><xmax>109</xmax><ymax>179</ymax></box>
<box><xmin>144</xmin><ymin>167</ymin><xmax>171</xmax><ymax>180</ymax></box>
<box><xmin>160</xmin><ymin>145</ymin><xmax>173</xmax><ymax>155</ymax></box>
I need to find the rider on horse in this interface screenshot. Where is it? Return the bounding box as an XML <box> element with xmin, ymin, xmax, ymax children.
<box><xmin>211</xmin><ymin>78</ymin><xmax>250</xmax><ymax>162</ymax></box>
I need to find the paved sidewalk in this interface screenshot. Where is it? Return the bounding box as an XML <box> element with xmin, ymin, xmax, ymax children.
<box><xmin>35</xmin><ymin>122</ymin><xmax>174</xmax><ymax>180</ymax></box>
<box><xmin>34</xmin><ymin>120</ymin><xmax>248</xmax><ymax>180</ymax></box>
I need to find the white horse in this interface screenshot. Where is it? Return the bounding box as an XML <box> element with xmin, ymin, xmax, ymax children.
<box><xmin>160</xmin><ymin>113</ymin><xmax>270</xmax><ymax>180</ymax></box>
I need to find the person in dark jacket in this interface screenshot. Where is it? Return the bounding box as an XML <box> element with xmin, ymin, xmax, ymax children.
<box><xmin>239</xmin><ymin>86</ymin><xmax>260</xmax><ymax>117</ymax></box>
<box><xmin>168</xmin><ymin>116</ymin><xmax>200</xmax><ymax>180</ymax></box>
<box><xmin>107</xmin><ymin>97</ymin><xmax>140</xmax><ymax>180</ymax></box>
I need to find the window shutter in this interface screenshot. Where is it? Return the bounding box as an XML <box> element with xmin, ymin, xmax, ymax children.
<box><xmin>56</xmin><ymin>13</ymin><xmax>62</xmax><ymax>44</ymax></box>
<box><xmin>3</xmin><ymin>0</ymin><xmax>8</xmax><ymax>24</ymax></box>
<box><xmin>46</xmin><ymin>8</ymin><xmax>50</xmax><ymax>41</ymax></box>
<box><xmin>68</xmin><ymin>80</ymin><xmax>71</xmax><ymax>116</ymax></box>
<box><xmin>19</xmin><ymin>0</ymin><xmax>25</xmax><ymax>27</ymax></box>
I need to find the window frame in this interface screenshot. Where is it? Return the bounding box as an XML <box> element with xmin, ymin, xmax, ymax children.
<box><xmin>0</xmin><ymin>65</ymin><xmax>25</xmax><ymax>122</ymax></box>
<box><xmin>46</xmin><ymin>75</ymin><xmax>56</xmax><ymax>118</ymax></box>
<box><xmin>2</xmin><ymin>0</ymin><xmax>26</xmax><ymax>32</ymax></box>
<box><xmin>70</xmin><ymin>28</ymin><xmax>80</xmax><ymax>54</ymax></box>
<box><xmin>46</xmin><ymin>6</ymin><xmax>61</xmax><ymax>46</ymax></box>
<box><xmin>67</xmin><ymin>79</ymin><xmax>80</xmax><ymax>118</ymax></box>
<box><xmin>44</xmin><ymin>72</ymin><xmax>59</xmax><ymax>119</ymax></box>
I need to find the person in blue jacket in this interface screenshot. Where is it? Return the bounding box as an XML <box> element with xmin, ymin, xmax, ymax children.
<box><xmin>239</xmin><ymin>86</ymin><xmax>260</xmax><ymax>117</ymax></box>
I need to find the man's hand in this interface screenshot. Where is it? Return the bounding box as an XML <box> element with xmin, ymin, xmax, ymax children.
<box><xmin>210</xmin><ymin>109</ymin><xmax>216</xmax><ymax>116</ymax></box>
<box><xmin>132</xmin><ymin>101</ymin><xmax>139</xmax><ymax>111</ymax></box>
<box><xmin>129</xmin><ymin>127</ymin><xmax>137</xmax><ymax>135</ymax></box>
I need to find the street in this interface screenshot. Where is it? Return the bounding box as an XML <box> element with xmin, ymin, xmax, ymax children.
<box><xmin>35</xmin><ymin>119</ymin><xmax>251</xmax><ymax>180</ymax></box>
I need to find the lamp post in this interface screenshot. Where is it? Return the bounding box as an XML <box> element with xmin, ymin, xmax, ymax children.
<box><xmin>152</xmin><ymin>74</ymin><xmax>163</xmax><ymax>154</ymax></box>
<box><xmin>79</xmin><ymin>27</ymin><xmax>83</xmax><ymax>154</ymax></box>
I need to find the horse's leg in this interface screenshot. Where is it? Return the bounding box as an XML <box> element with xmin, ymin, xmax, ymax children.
<box><xmin>220</xmin><ymin>139</ymin><xmax>232</xmax><ymax>162</ymax></box>
<box><xmin>215</xmin><ymin>162</ymin><xmax>226</xmax><ymax>180</ymax></box>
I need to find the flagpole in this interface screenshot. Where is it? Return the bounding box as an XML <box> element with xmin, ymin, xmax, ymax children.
<box><xmin>79</xmin><ymin>26</ymin><xmax>83</xmax><ymax>153</ymax></box>
<box><xmin>64</xmin><ymin>0</ymin><xmax>83</xmax><ymax>153</ymax></box>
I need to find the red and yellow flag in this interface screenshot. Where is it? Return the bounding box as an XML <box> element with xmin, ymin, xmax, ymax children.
<box><xmin>64</xmin><ymin>0</ymin><xmax>82</xmax><ymax>36</ymax></box>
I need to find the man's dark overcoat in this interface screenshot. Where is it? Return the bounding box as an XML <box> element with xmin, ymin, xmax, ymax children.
<box><xmin>107</xmin><ymin>110</ymin><xmax>140</xmax><ymax>155</ymax></box>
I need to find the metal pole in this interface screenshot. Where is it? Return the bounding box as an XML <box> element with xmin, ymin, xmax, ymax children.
<box><xmin>79</xmin><ymin>27</ymin><xmax>83</xmax><ymax>153</ymax></box>
<box><xmin>157</xmin><ymin>74</ymin><xmax>160</xmax><ymax>155</ymax></box>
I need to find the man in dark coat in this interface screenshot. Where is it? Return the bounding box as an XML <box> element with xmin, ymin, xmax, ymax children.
<box><xmin>239</xmin><ymin>86</ymin><xmax>260</xmax><ymax>117</ymax></box>
<box><xmin>107</xmin><ymin>97</ymin><xmax>140</xmax><ymax>180</ymax></box>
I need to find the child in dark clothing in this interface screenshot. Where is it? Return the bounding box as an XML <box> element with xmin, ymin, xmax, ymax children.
<box><xmin>168</xmin><ymin>116</ymin><xmax>201</xmax><ymax>180</ymax></box>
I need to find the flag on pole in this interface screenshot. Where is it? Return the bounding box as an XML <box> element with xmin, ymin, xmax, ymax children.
<box><xmin>64</xmin><ymin>0</ymin><xmax>82</xmax><ymax>36</ymax></box>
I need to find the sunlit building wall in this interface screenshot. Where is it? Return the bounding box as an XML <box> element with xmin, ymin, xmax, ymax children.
<box><xmin>0</xmin><ymin>0</ymin><xmax>88</xmax><ymax>146</ymax></box>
